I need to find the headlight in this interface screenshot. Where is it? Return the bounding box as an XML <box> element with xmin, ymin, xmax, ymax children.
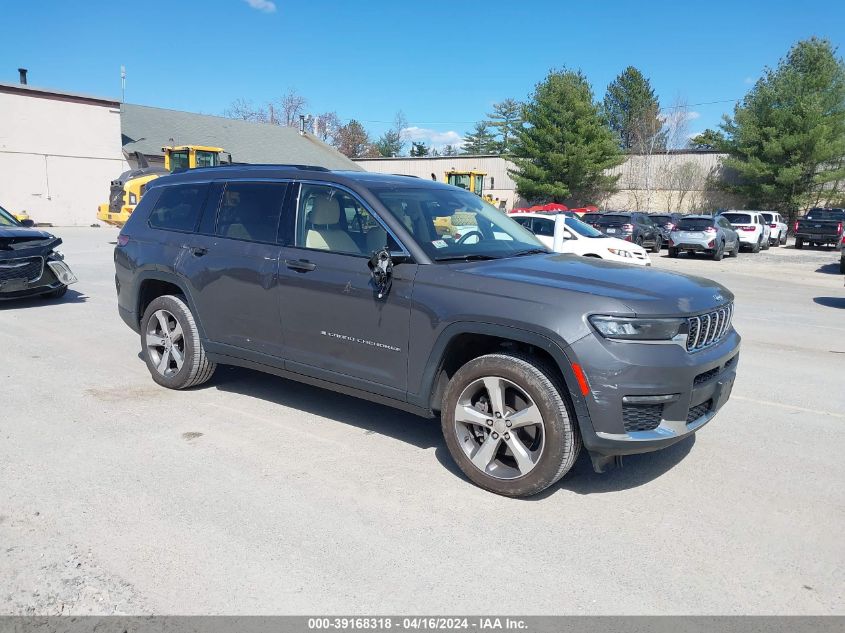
<box><xmin>589</xmin><ymin>315</ymin><xmax>687</xmax><ymax>340</ymax></box>
<box><xmin>129</xmin><ymin>193</ymin><xmax>137</xmax><ymax>205</ymax></box>
<box><xmin>607</xmin><ymin>248</ymin><xmax>632</xmax><ymax>258</ymax></box>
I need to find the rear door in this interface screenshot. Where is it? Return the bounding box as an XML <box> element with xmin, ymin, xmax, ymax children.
<box><xmin>177</xmin><ymin>180</ymin><xmax>288</xmax><ymax>358</ymax></box>
<box><xmin>277</xmin><ymin>182</ymin><xmax>415</xmax><ymax>396</ymax></box>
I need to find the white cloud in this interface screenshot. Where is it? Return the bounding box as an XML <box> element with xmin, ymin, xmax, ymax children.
<box><xmin>659</xmin><ymin>110</ymin><xmax>700</xmax><ymax>125</ymax></box>
<box><xmin>243</xmin><ymin>0</ymin><xmax>276</xmax><ymax>13</ymax></box>
<box><xmin>401</xmin><ymin>126</ymin><xmax>464</xmax><ymax>149</ymax></box>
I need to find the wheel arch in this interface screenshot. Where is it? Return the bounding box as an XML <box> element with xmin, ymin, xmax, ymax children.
<box><xmin>414</xmin><ymin>322</ymin><xmax>590</xmax><ymax>427</ymax></box>
<box><xmin>135</xmin><ymin>272</ymin><xmax>206</xmax><ymax>339</ymax></box>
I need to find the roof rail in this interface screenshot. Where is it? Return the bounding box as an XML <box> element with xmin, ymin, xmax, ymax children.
<box><xmin>173</xmin><ymin>163</ymin><xmax>332</xmax><ymax>174</ymax></box>
<box><xmin>392</xmin><ymin>173</ymin><xmax>420</xmax><ymax>178</ymax></box>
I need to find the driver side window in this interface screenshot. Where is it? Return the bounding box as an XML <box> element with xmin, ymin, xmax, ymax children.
<box><xmin>295</xmin><ymin>184</ymin><xmax>396</xmax><ymax>256</ymax></box>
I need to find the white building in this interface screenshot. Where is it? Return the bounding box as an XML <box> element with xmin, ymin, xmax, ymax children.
<box><xmin>355</xmin><ymin>151</ymin><xmax>740</xmax><ymax>213</ymax></box>
<box><xmin>0</xmin><ymin>79</ymin><xmax>126</xmax><ymax>226</ymax></box>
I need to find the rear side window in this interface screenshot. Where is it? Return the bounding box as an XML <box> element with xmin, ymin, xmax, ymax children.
<box><xmin>216</xmin><ymin>182</ymin><xmax>288</xmax><ymax>243</ymax></box>
<box><xmin>533</xmin><ymin>218</ymin><xmax>555</xmax><ymax>237</ymax></box>
<box><xmin>677</xmin><ymin>218</ymin><xmax>715</xmax><ymax>231</ymax></box>
<box><xmin>148</xmin><ymin>184</ymin><xmax>208</xmax><ymax>232</ymax></box>
<box><xmin>597</xmin><ymin>215</ymin><xmax>630</xmax><ymax>225</ymax></box>
<box><xmin>722</xmin><ymin>213</ymin><xmax>752</xmax><ymax>224</ymax></box>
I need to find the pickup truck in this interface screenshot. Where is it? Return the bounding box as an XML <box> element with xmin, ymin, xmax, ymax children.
<box><xmin>794</xmin><ymin>208</ymin><xmax>845</xmax><ymax>249</ymax></box>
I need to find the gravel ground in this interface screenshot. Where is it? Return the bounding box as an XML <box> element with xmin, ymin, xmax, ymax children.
<box><xmin>1</xmin><ymin>228</ymin><xmax>843</xmax><ymax>615</ymax></box>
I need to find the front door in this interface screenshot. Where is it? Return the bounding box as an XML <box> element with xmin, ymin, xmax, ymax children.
<box><xmin>178</xmin><ymin>180</ymin><xmax>288</xmax><ymax>358</ymax></box>
<box><xmin>278</xmin><ymin>183</ymin><xmax>415</xmax><ymax>396</ymax></box>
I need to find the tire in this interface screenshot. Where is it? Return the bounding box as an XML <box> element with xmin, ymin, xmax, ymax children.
<box><xmin>140</xmin><ymin>294</ymin><xmax>216</xmax><ymax>390</ymax></box>
<box><xmin>729</xmin><ymin>240</ymin><xmax>740</xmax><ymax>257</ymax></box>
<box><xmin>770</xmin><ymin>233</ymin><xmax>779</xmax><ymax>247</ymax></box>
<box><xmin>762</xmin><ymin>236</ymin><xmax>770</xmax><ymax>250</ymax></box>
<box><xmin>795</xmin><ymin>238</ymin><xmax>803</xmax><ymax>249</ymax></box>
<box><xmin>41</xmin><ymin>285</ymin><xmax>68</xmax><ymax>299</ymax></box>
<box><xmin>441</xmin><ymin>352</ymin><xmax>581</xmax><ymax>498</ymax></box>
<box><xmin>712</xmin><ymin>242</ymin><xmax>724</xmax><ymax>261</ymax></box>
<box><xmin>668</xmin><ymin>247</ymin><xmax>679</xmax><ymax>258</ymax></box>
<box><xmin>651</xmin><ymin>236</ymin><xmax>661</xmax><ymax>254</ymax></box>
<box><xmin>751</xmin><ymin>238</ymin><xmax>761</xmax><ymax>253</ymax></box>
<box><xmin>840</xmin><ymin>258</ymin><xmax>845</xmax><ymax>274</ymax></box>
<box><xmin>780</xmin><ymin>232</ymin><xmax>787</xmax><ymax>245</ymax></box>
<box><xmin>635</xmin><ymin>236</ymin><xmax>644</xmax><ymax>248</ymax></box>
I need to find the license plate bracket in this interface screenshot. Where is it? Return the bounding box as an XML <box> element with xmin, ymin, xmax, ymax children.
<box><xmin>713</xmin><ymin>374</ymin><xmax>735</xmax><ymax>411</ymax></box>
<box><xmin>0</xmin><ymin>278</ymin><xmax>27</xmax><ymax>292</ymax></box>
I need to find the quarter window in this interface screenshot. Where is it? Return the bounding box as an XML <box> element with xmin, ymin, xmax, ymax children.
<box><xmin>215</xmin><ymin>182</ymin><xmax>287</xmax><ymax>243</ymax></box>
<box><xmin>148</xmin><ymin>184</ymin><xmax>208</xmax><ymax>232</ymax></box>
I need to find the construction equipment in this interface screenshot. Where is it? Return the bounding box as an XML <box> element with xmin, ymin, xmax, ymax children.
<box><xmin>444</xmin><ymin>169</ymin><xmax>502</xmax><ymax>206</ymax></box>
<box><xmin>97</xmin><ymin>146</ymin><xmax>227</xmax><ymax>227</ymax></box>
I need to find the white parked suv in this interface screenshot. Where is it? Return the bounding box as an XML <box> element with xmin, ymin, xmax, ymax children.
<box><xmin>720</xmin><ymin>211</ymin><xmax>771</xmax><ymax>253</ymax></box>
<box><xmin>512</xmin><ymin>213</ymin><xmax>651</xmax><ymax>265</ymax></box>
<box><xmin>760</xmin><ymin>211</ymin><xmax>788</xmax><ymax>246</ymax></box>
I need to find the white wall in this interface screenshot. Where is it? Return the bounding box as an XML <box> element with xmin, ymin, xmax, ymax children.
<box><xmin>0</xmin><ymin>90</ymin><xmax>127</xmax><ymax>225</ymax></box>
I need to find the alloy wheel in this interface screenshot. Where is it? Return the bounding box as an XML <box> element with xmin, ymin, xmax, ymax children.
<box><xmin>145</xmin><ymin>309</ymin><xmax>185</xmax><ymax>377</ymax></box>
<box><xmin>453</xmin><ymin>376</ymin><xmax>545</xmax><ymax>480</ymax></box>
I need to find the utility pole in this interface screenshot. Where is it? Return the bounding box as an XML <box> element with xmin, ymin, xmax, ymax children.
<box><xmin>120</xmin><ymin>65</ymin><xmax>126</xmax><ymax>103</ymax></box>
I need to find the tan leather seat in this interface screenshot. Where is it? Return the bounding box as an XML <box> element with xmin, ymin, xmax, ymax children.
<box><xmin>306</xmin><ymin>196</ymin><xmax>360</xmax><ymax>254</ymax></box>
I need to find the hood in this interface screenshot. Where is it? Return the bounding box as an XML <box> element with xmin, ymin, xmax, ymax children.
<box><xmin>452</xmin><ymin>253</ymin><xmax>733</xmax><ymax>316</ymax></box>
<box><xmin>0</xmin><ymin>226</ymin><xmax>61</xmax><ymax>255</ymax></box>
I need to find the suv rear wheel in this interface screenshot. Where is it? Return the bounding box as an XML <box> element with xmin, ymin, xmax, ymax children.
<box><xmin>141</xmin><ymin>294</ymin><xmax>216</xmax><ymax>390</ymax></box>
<box><xmin>441</xmin><ymin>353</ymin><xmax>581</xmax><ymax>497</ymax></box>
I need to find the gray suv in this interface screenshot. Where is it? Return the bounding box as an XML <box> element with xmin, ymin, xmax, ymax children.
<box><xmin>114</xmin><ymin>165</ymin><xmax>740</xmax><ymax>497</ymax></box>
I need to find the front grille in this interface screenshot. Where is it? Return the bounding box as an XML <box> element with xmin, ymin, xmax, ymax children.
<box><xmin>686</xmin><ymin>303</ymin><xmax>733</xmax><ymax>352</ymax></box>
<box><xmin>623</xmin><ymin>404</ymin><xmax>663</xmax><ymax>432</ymax></box>
<box><xmin>687</xmin><ymin>400</ymin><xmax>712</xmax><ymax>424</ymax></box>
<box><xmin>0</xmin><ymin>256</ymin><xmax>44</xmax><ymax>283</ymax></box>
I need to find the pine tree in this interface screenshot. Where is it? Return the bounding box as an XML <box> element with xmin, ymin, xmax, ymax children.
<box><xmin>720</xmin><ymin>38</ymin><xmax>845</xmax><ymax>217</ymax></box>
<box><xmin>461</xmin><ymin>122</ymin><xmax>498</xmax><ymax>154</ymax></box>
<box><xmin>509</xmin><ymin>69</ymin><xmax>624</xmax><ymax>204</ymax></box>
<box><xmin>410</xmin><ymin>141</ymin><xmax>430</xmax><ymax>156</ymax></box>
<box><xmin>486</xmin><ymin>99</ymin><xmax>523</xmax><ymax>153</ymax></box>
<box><xmin>603</xmin><ymin>67</ymin><xmax>665</xmax><ymax>151</ymax></box>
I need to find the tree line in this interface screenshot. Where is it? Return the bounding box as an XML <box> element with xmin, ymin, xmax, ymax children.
<box><xmin>224</xmin><ymin>37</ymin><xmax>845</xmax><ymax>214</ymax></box>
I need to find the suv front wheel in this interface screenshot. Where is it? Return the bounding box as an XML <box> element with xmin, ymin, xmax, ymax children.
<box><xmin>441</xmin><ymin>353</ymin><xmax>581</xmax><ymax>497</ymax></box>
<box><xmin>141</xmin><ymin>294</ymin><xmax>216</xmax><ymax>390</ymax></box>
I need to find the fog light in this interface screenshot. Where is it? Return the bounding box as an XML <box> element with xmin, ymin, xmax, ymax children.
<box><xmin>47</xmin><ymin>260</ymin><xmax>78</xmax><ymax>285</ymax></box>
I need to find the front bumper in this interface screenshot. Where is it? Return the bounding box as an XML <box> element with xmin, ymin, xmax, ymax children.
<box><xmin>0</xmin><ymin>255</ymin><xmax>77</xmax><ymax>300</ymax></box>
<box><xmin>567</xmin><ymin>329</ymin><xmax>741</xmax><ymax>457</ymax></box>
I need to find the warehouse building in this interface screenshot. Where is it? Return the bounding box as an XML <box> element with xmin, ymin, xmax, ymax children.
<box><xmin>0</xmin><ymin>78</ymin><xmax>126</xmax><ymax>226</ymax></box>
<box><xmin>355</xmin><ymin>151</ymin><xmax>739</xmax><ymax>213</ymax></box>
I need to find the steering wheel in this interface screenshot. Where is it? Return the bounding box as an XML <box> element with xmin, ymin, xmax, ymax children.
<box><xmin>456</xmin><ymin>230</ymin><xmax>484</xmax><ymax>244</ymax></box>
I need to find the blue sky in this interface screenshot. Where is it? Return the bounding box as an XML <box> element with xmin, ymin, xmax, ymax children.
<box><xmin>2</xmin><ymin>0</ymin><xmax>843</xmax><ymax>150</ymax></box>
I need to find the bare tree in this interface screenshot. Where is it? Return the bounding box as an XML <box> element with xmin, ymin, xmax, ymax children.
<box><xmin>663</xmin><ymin>161</ymin><xmax>705</xmax><ymax>211</ymax></box>
<box><xmin>224</xmin><ymin>98</ymin><xmax>268</xmax><ymax>123</ymax></box>
<box><xmin>314</xmin><ymin>111</ymin><xmax>342</xmax><ymax>143</ymax></box>
<box><xmin>275</xmin><ymin>88</ymin><xmax>309</xmax><ymax>127</ymax></box>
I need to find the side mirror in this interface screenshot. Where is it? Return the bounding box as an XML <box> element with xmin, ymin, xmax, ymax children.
<box><xmin>368</xmin><ymin>248</ymin><xmax>394</xmax><ymax>299</ymax></box>
<box><xmin>20</xmin><ymin>219</ymin><xmax>35</xmax><ymax>227</ymax></box>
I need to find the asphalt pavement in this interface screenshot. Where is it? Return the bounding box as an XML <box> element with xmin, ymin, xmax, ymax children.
<box><xmin>1</xmin><ymin>228</ymin><xmax>843</xmax><ymax>615</ymax></box>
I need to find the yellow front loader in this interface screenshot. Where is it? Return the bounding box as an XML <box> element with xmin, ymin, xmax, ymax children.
<box><xmin>97</xmin><ymin>146</ymin><xmax>228</xmax><ymax>227</ymax></box>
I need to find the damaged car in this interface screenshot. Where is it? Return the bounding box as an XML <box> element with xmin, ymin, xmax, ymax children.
<box><xmin>0</xmin><ymin>205</ymin><xmax>77</xmax><ymax>300</ymax></box>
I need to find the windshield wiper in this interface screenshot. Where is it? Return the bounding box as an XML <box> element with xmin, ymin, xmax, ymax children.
<box><xmin>510</xmin><ymin>248</ymin><xmax>548</xmax><ymax>257</ymax></box>
<box><xmin>434</xmin><ymin>254</ymin><xmax>500</xmax><ymax>262</ymax></box>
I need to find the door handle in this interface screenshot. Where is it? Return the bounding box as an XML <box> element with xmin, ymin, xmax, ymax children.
<box><xmin>285</xmin><ymin>259</ymin><xmax>317</xmax><ymax>272</ymax></box>
<box><xmin>191</xmin><ymin>247</ymin><xmax>208</xmax><ymax>257</ymax></box>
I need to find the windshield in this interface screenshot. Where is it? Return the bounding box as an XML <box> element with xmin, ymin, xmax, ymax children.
<box><xmin>721</xmin><ymin>213</ymin><xmax>752</xmax><ymax>224</ymax></box>
<box><xmin>596</xmin><ymin>214</ymin><xmax>631</xmax><ymax>226</ymax></box>
<box><xmin>373</xmin><ymin>187</ymin><xmax>545</xmax><ymax>261</ymax></box>
<box><xmin>677</xmin><ymin>218</ymin><xmax>715</xmax><ymax>231</ymax></box>
<box><xmin>565</xmin><ymin>217</ymin><xmax>604</xmax><ymax>238</ymax></box>
<box><xmin>0</xmin><ymin>205</ymin><xmax>21</xmax><ymax>227</ymax></box>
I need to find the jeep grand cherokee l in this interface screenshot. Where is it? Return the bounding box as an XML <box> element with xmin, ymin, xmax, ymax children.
<box><xmin>114</xmin><ymin>165</ymin><xmax>740</xmax><ymax>497</ymax></box>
